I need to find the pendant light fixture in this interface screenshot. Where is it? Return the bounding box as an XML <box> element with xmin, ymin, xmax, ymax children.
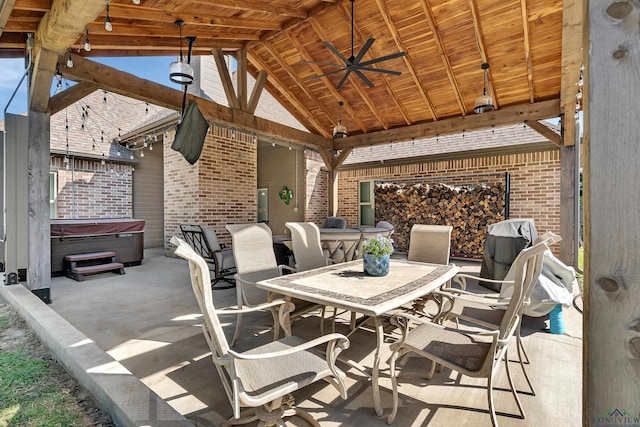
<box><xmin>83</xmin><ymin>29</ymin><xmax>91</xmax><ymax>52</ymax></box>
<box><xmin>333</xmin><ymin>101</ymin><xmax>347</xmax><ymax>138</ymax></box>
<box><xmin>474</xmin><ymin>63</ymin><xmax>494</xmax><ymax>114</ymax></box>
<box><xmin>169</xmin><ymin>20</ymin><xmax>194</xmax><ymax>85</ymax></box>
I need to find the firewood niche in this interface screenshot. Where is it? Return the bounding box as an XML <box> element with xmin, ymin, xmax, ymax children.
<box><xmin>374</xmin><ymin>173</ymin><xmax>509</xmax><ymax>258</ymax></box>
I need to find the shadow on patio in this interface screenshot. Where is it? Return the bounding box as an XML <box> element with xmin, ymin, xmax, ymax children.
<box><xmin>48</xmin><ymin>247</ymin><xmax>582</xmax><ymax>426</ymax></box>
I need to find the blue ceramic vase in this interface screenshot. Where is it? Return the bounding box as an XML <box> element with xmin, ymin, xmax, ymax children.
<box><xmin>363</xmin><ymin>253</ymin><xmax>390</xmax><ymax>276</ymax></box>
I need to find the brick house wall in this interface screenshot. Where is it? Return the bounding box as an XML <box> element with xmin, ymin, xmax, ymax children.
<box><xmin>51</xmin><ymin>157</ymin><xmax>132</xmax><ymax>219</ymax></box>
<box><xmin>304</xmin><ymin>150</ymin><xmax>329</xmax><ymax>226</ymax></box>
<box><xmin>163</xmin><ymin>125</ymin><xmax>257</xmax><ymax>255</ymax></box>
<box><xmin>335</xmin><ymin>149</ymin><xmax>561</xmax><ymax>254</ymax></box>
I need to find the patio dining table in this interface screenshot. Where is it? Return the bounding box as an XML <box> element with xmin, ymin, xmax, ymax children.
<box><xmin>257</xmin><ymin>258</ymin><xmax>459</xmax><ymax>416</ymax></box>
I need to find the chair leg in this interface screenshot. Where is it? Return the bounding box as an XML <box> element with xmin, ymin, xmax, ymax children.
<box><xmin>387</xmin><ymin>349</ymin><xmax>401</xmax><ymax>425</ymax></box>
<box><xmin>487</xmin><ymin>370</ymin><xmax>498</xmax><ymax>427</ymax></box>
<box><xmin>223</xmin><ymin>409</ymin><xmax>258</xmax><ymax>426</ymax></box>
<box><xmin>504</xmin><ymin>348</ymin><xmax>526</xmax><ymax>419</ymax></box>
<box><xmin>516</xmin><ymin>324</ymin><xmax>536</xmax><ymax>395</ymax></box>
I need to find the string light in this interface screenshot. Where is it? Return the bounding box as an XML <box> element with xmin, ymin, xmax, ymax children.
<box><xmin>103</xmin><ymin>91</ymin><xmax>107</xmax><ymax>105</ymax></box>
<box><xmin>145</xmin><ymin>102</ymin><xmax>149</xmax><ymax>114</ymax></box>
<box><xmin>84</xmin><ymin>29</ymin><xmax>91</xmax><ymax>52</ymax></box>
<box><xmin>66</xmin><ymin>49</ymin><xmax>73</xmax><ymax>68</ymax></box>
<box><xmin>104</xmin><ymin>1</ymin><xmax>113</xmax><ymax>32</ymax></box>
<box><xmin>132</xmin><ymin>0</ymin><xmax>140</xmax><ymax>4</ymax></box>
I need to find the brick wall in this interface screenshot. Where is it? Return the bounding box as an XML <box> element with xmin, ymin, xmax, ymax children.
<box><xmin>335</xmin><ymin>149</ymin><xmax>561</xmax><ymax>254</ymax></box>
<box><xmin>163</xmin><ymin>126</ymin><xmax>257</xmax><ymax>255</ymax></box>
<box><xmin>304</xmin><ymin>150</ymin><xmax>329</xmax><ymax>226</ymax></box>
<box><xmin>51</xmin><ymin>156</ymin><xmax>132</xmax><ymax>218</ymax></box>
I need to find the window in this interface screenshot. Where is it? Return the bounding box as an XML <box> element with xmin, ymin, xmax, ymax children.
<box><xmin>359</xmin><ymin>180</ymin><xmax>375</xmax><ymax>227</ymax></box>
<box><xmin>50</xmin><ymin>172</ymin><xmax>58</xmax><ymax>219</ymax></box>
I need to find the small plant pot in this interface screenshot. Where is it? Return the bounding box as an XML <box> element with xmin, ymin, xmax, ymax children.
<box><xmin>363</xmin><ymin>253</ymin><xmax>390</xmax><ymax>276</ymax></box>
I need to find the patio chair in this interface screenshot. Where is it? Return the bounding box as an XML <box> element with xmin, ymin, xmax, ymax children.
<box><xmin>323</xmin><ymin>216</ymin><xmax>348</xmax><ymax>229</ymax></box>
<box><xmin>434</xmin><ymin>233</ymin><xmax>561</xmax><ymax>396</ymax></box>
<box><xmin>226</xmin><ymin>223</ymin><xmax>323</xmax><ymax>345</ymax></box>
<box><xmin>407</xmin><ymin>224</ymin><xmax>455</xmax><ymax>316</ymax></box>
<box><xmin>387</xmin><ymin>240</ymin><xmax>549</xmax><ymax>426</ymax></box>
<box><xmin>171</xmin><ymin>236</ymin><xmax>350</xmax><ymax>426</ymax></box>
<box><xmin>180</xmin><ymin>224</ymin><xmax>236</xmax><ymax>290</ymax></box>
<box><xmin>285</xmin><ymin>222</ymin><xmax>333</xmax><ymax>271</ymax></box>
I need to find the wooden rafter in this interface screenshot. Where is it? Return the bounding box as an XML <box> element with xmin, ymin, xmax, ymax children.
<box><xmin>373</xmin><ymin>0</ymin><xmax>438</xmax><ymax>120</ymax></box>
<box><xmin>11</xmin><ymin>0</ymin><xmax>49</xmax><ymax>12</ymax></box>
<box><xmin>307</xmin><ymin>18</ymin><xmax>370</xmax><ymax>133</ymax></box>
<box><xmin>75</xmin><ymin>35</ymin><xmax>243</xmax><ymax>52</ymax></box>
<box><xmin>48</xmin><ymin>81</ymin><xmax>99</xmax><ymax>114</ymax></box>
<box><xmin>213</xmin><ymin>49</ymin><xmax>240</xmax><ymax>110</ymax></box>
<box><xmin>61</xmin><ymin>53</ymin><xmax>332</xmax><ymax>150</ymax></box>
<box><xmin>520</xmin><ymin>0</ymin><xmax>535</xmax><ymax>103</ymax></box>
<box><xmin>418</xmin><ymin>0</ymin><xmax>466</xmax><ymax>115</ymax></box>
<box><xmin>261</xmin><ymin>39</ymin><xmax>336</xmax><ymax>125</ymax></box>
<box><xmin>467</xmin><ymin>0</ymin><xmax>499</xmax><ymax>109</ymax></box>
<box><xmin>334</xmin><ymin>99</ymin><xmax>560</xmax><ymax>150</ymax></box>
<box><xmin>191</xmin><ymin>0</ymin><xmax>307</xmax><ymax>19</ymax></box>
<box><xmin>247</xmin><ymin>51</ymin><xmax>332</xmax><ymax>138</ymax></box>
<box><xmin>247</xmin><ymin>69</ymin><xmax>267</xmax><ymax>114</ymax></box>
<box><xmin>105</xmin><ymin>4</ymin><xmax>282</xmax><ymax>31</ymax></box>
<box><xmin>83</xmin><ymin>25</ymin><xmax>262</xmax><ymax>41</ymax></box>
<box><xmin>2</xmin><ymin>20</ymin><xmax>38</xmax><ymax>32</ymax></box>
<box><xmin>524</xmin><ymin>120</ymin><xmax>561</xmax><ymax>146</ymax></box>
<box><xmin>332</xmin><ymin>148</ymin><xmax>353</xmax><ymax>170</ymax></box>
<box><xmin>256</xmin><ymin>1</ymin><xmax>339</xmax><ymax>46</ymax></box>
<box><xmin>0</xmin><ymin>0</ymin><xmax>18</xmax><ymax>35</ymax></box>
<box><xmin>338</xmin><ymin>1</ymin><xmax>407</xmax><ymax>129</ymax></box>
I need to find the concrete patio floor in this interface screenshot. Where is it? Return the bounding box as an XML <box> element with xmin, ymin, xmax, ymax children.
<box><xmin>43</xmin><ymin>247</ymin><xmax>582</xmax><ymax>426</ymax></box>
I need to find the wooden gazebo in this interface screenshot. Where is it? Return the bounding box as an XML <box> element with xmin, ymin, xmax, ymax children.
<box><xmin>1</xmin><ymin>0</ymin><xmax>637</xmax><ymax>424</ymax></box>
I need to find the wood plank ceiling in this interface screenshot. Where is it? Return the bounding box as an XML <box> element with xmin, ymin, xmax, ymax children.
<box><xmin>0</xmin><ymin>0</ymin><xmax>565</xmax><ymax>144</ymax></box>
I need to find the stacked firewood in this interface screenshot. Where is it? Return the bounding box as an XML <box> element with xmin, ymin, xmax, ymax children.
<box><xmin>374</xmin><ymin>182</ymin><xmax>506</xmax><ymax>257</ymax></box>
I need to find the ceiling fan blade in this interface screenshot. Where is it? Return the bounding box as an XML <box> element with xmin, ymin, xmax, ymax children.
<box><xmin>353</xmin><ymin>69</ymin><xmax>374</xmax><ymax>88</ymax></box>
<box><xmin>358</xmin><ymin>66</ymin><xmax>402</xmax><ymax>76</ymax></box>
<box><xmin>358</xmin><ymin>51</ymin><xmax>406</xmax><ymax>67</ymax></box>
<box><xmin>336</xmin><ymin>69</ymin><xmax>353</xmax><ymax>90</ymax></box>
<box><xmin>353</xmin><ymin>38</ymin><xmax>375</xmax><ymax>64</ymax></box>
<box><xmin>300</xmin><ymin>59</ymin><xmax>345</xmax><ymax>68</ymax></box>
<box><xmin>323</xmin><ymin>41</ymin><xmax>351</xmax><ymax>64</ymax></box>
<box><xmin>308</xmin><ymin>67</ymin><xmax>348</xmax><ymax>80</ymax></box>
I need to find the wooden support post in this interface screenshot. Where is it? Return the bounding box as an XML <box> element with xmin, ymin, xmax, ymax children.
<box><xmin>585</xmin><ymin>1</ymin><xmax>640</xmax><ymax>424</ymax></box>
<box><xmin>27</xmin><ymin>111</ymin><xmax>51</xmax><ymax>293</ymax></box>
<box><xmin>560</xmin><ymin>143</ymin><xmax>575</xmax><ymax>265</ymax></box>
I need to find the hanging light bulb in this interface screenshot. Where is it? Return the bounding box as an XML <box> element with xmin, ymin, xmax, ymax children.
<box><xmin>103</xmin><ymin>90</ymin><xmax>107</xmax><ymax>104</ymax></box>
<box><xmin>474</xmin><ymin>63</ymin><xmax>494</xmax><ymax>114</ymax></box>
<box><xmin>55</xmin><ymin>68</ymin><xmax>63</xmax><ymax>90</ymax></box>
<box><xmin>169</xmin><ymin>20</ymin><xmax>194</xmax><ymax>85</ymax></box>
<box><xmin>104</xmin><ymin>1</ymin><xmax>113</xmax><ymax>32</ymax></box>
<box><xmin>149</xmin><ymin>143</ymin><xmax>153</xmax><ymax>151</ymax></box>
<box><xmin>333</xmin><ymin>101</ymin><xmax>347</xmax><ymax>138</ymax></box>
<box><xmin>84</xmin><ymin>29</ymin><xmax>91</xmax><ymax>51</ymax></box>
<box><xmin>132</xmin><ymin>0</ymin><xmax>140</xmax><ymax>4</ymax></box>
<box><xmin>140</xmin><ymin>150</ymin><xmax>144</xmax><ymax>158</ymax></box>
<box><xmin>66</xmin><ymin>50</ymin><xmax>74</xmax><ymax>68</ymax></box>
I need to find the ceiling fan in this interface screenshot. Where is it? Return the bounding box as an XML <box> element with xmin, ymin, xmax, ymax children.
<box><xmin>302</xmin><ymin>0</ymin><xmax>406</xmax><ymax>90</ymax></box>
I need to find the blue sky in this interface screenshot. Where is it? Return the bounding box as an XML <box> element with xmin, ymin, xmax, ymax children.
<box><xmin>1</xmin><ymin>56</ymin><xmax>177</xmax><ymax>115</ymax></box>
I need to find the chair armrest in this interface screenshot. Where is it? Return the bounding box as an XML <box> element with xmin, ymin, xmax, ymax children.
<box><xmin>227</xmin><ymin>333</ymin><xmax>350</xmax><ymax>360</ymax></box>
<box><xmin>433</xmin><ymin>290</ymin><xmax>509</xmax><ymax>307</ymax></box>
<box><xmin>216</xmin><ymin>299</ymin><xmax>290</xmax><ymax>316</ymax></box>
<box><xmin>278</xmin><ymin>265</ymin><xmax>297</xmax><ymax>274</ymax></box>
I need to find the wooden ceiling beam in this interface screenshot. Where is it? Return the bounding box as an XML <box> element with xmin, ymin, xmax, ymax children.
<box><xmin>306</xmin><ymin>19</ymin><xmax>368</xmax><ymax>133</ymax></box>
<box><xmin>524</xmin><ymin>120</ymin><xmax>561</xmax><ymax>146</ymax></box>
<box><xmin>190</xmin><ymin>0</ymin><xmax>307</xmax><ymax>19</ymax></box>
<box><xmin>467</xmin><ymin>0</ymin><xmax>499</xmax><ymax>109</ymax></box>
<box><xmin>236</xmin><ymin>49</ymin><xmax>248</xmax><ymax>110</ymax></box>
<box><xmin>2</xmin><ymin>20</ymin><xmax>38</xmax><ymax>32</ymax></box>
<box><xmin>520</xmin><ymin>0</ymin><xmax>536</xmax><ymax>103</ymax></box>
<box><xmin>73</xmin><ymin>35</ymin><xmax>243</xmax><ymax>51</ymax></box>
<box><xmin>560</xmin><ymin>0</ymin><xmax>584</xmax><ymax>147</ymax></box>
<box><xmin>261</xmin><ymin>39</ymin><xmax>336</xmax><ymax>126</ymax></box>
<box><xmin>30</xmin><ymin>0</ymin><xmax>104</xmax><ymax>112</ymax></box>
<box><xmin>0</xmin><ymin>0</ymin><xmax>18</xmax><ymax>36</ymax></box>
<box><xmin>247</xmin><ymin>51</ymin><xmax>332</xmax><ymax>138</ymax></box>
<box><xmin>213</xmin><ymin>49</ymin><xmax>240</xmax><ymax>110</ymax></box>
<box><xmin>373</xmin><ymin>0</ymin><xmax>438</xmax><ymax>120</ymax></box>
<box><xmin>419</xmin><ymin>0</ymin><xmax>466</xmax><ymax>115</ymax></box>
<box><xmin>247</xmin><ymin>69</ymin><xmax>267</xmax><ymax>115</ymax></box>
<box><xmin>83</xmin><ymin>24</ymin><xmax>261</xmax><ymax>41</ymax></box>
<box><xmin>61</xmin><ymin>53</ymin><xmax>332</xmax><ymax>150</ymax></box>
<box><xmin>13</xmin><ymin>0</ymin><xmax>48</xmax><ymax>12</ymax></box>
<box><xmin>105</xmin><ymin>4</ymin><xmax>281</xmax><ymax>31</ymax></box>
<box><xmin>333</xmin><ymin>99</ymin><xmax>561</xmax><ymax>150</ymax></box>
<box><xmin>336</xmin><ymin>1</ymin><xmax>400</xmax><ymax>129</ymax></box>
<box><xmin>48</xmin><ymin>81</ymin><xmax>99</xmax><ymax>114</ymax></box>
<box><xmin>333</xmin><ymin>148</ymin><xmax>352</xmax><ymax>170</ymax></box>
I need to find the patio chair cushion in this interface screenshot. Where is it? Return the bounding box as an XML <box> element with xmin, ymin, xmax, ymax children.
<box><xmin>202</xmin><ymin>226</ymin><xmax>235</xmax><ymax>271</ymax></box>
<box><xmin>323</xmin><ymin>216</ymin><xmax>347</xmax><ymax>229</ymax></box>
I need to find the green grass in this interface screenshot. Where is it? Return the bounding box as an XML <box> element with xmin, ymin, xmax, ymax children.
<box><xmin>0</xmin><ymin>314</ymin><xmax>97</xmax><ymax>427</ymax></box>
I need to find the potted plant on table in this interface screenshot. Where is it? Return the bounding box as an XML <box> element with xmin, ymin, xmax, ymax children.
<box><xmin>362</xmin><ymin>234</ymin><xmax>394</xmax><ymax>276</ymax></box>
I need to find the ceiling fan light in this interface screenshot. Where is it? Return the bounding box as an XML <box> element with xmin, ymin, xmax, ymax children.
<box><xmin>169</xmin><ymin>58</ymin><xmax>194</xmax><ymax>85</ymax></box>
<box><xmin>474</xmin><ymin>93</ymin><xmax>494</xmax><ymax>114</ymax></box>
<box><xmin>333</xmin><ymin>122</ymin><xmax>347</xmax><ymax>138</ymax></box>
